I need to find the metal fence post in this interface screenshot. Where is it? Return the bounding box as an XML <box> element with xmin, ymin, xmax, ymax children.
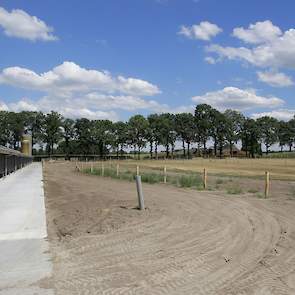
<box><xmin>135</xmin><ymin>175</ymin><xmax>145</xmax><ymax>210</ymax></box>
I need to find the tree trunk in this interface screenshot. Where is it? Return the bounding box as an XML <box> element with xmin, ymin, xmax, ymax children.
<box><xmin>219</xmin><ymin>143</ymin><xmax>223</xmax><ymax>158</ymax></box>
<box><xmin>214</xmin><ymin>137</ymin><xmax>217</xmax><ymax>157</ymax></box>
<box><xmin>166</xmin><ymin>144</ymin><xmax>169</xmax><ymax>158</ymax></box>
<box><xmin>182</xmin><ymin>139</ymin><xmax>186</xmax><ymax>158</ymax></box>
<box><xmin>155</xmin><ymin>143</ymin><xmax>158</xmax><ymax>160</ymax></box>
<box><xmin>171</xmin><ymin>144</ymin><xmax>174</xmax><ymax>159</ymax></box>
<box><xmin>150</xmin><ymin>141</ymin><xmax>153</xmax><ymax>159</ymax></box>
<box><xmin>187</xmin><ymin>142</ymin><xmax>190</xmax><ymax>159</ymax></box>
<box><xmin>203</xmin><ymin>140</ymin><xmax>206</xmax><ymax>158</ymax></box>
<box><xmin>230</xmin><ymin>142</ymin><xmax>233</xmax><ymax>157</ymax></box>
<box><xmin>289</xmin><ymin>144</ymin><xmax>292</xmax><ymax>152</ymax></box>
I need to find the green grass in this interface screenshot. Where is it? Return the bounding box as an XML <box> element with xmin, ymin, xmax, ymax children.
<box><xmin>226</xmin><ymin>186</ymin><xmax>243</xmax><ymax>195</ymax></box>
<box><xmin>83</xmin><ymin>167</ymin><xmax>203</xmax><ymax>190</ymax></box>
<box><xmin>256</xmin><ymin>193</ymin><xmax>265</xmax><ymax>199</ymax></box>
<box><xmin>216</xmin><ymin>178</ymin><xmax>224</xmax><ymax>185</ymax></box>
<box><xmin>248</xmin><ymin>188</ymin><xmax>259</xmax><ymax>193</ymax></box>
<box><xmin>263</xmin><ymin>151</ymin><xmax>295</xmax><ymax>159</ymax></box>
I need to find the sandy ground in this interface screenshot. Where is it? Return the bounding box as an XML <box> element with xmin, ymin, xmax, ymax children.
<box><xmin>43</xmin><ymin>162</ymin><xmax>295</xmax><ymax>295</ymax></box>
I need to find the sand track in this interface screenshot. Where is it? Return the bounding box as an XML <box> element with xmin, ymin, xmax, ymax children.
<box><xmin>43</xmin><ymin>162</ymin><xmax>295</xmax><ymax>294</ymax></box>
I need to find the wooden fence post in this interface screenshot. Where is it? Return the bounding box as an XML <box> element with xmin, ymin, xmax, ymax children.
<box><xmin>91</xmin><ymin>162</ymin><xmax>93</xmax><ymax>173</ymax></box>
<box><xmin>203</xmin><ymin>168</ymin><xmax>207</xmax><ymax>189</ymax></box>
<box><xmin>116</xmin><ymin>163</ymin><xmax>120</xmax><ymax>177</ymax></box>
<box><xmin>265</xmin><ymin>171</ymin><xmax>270</xmax><ymax>198</ymax></box>
<box><xmin>136</xmin><ymin>165</ymin><xmax>140</xmax><ymax>176</ymax></box>
<box><xmin>102</xmin><ymin>163</ymin><xmax>104</xmax><ymax>177</ymax></box>
<box><xmin>164</xmin><ymin>166</ymin><xmax>167</xmax><ymax>184</ymax></box>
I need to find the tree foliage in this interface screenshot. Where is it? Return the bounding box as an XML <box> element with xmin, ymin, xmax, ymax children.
<box><xmin>1</xmin><ymin>104</ymin><xmax>295</xmax><ymax>158</ymax></box>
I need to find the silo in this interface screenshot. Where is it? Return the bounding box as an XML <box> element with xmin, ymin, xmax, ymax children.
<box><xmin>21</xmin><ymin>134</ymin><xmax>32</xmax><ymax>156</ymax></box>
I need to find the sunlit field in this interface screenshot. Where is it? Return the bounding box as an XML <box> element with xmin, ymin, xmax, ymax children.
<box><xmin>101</xmin><ymin>158</ymin><xmax>295</xmax><ymax>181</ymax></box>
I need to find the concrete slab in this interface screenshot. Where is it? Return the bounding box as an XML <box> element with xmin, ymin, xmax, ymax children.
<box><xmin>0</xmin><ymin>163</ymin><xmax>54</xmax><ymax>294</ymax></box>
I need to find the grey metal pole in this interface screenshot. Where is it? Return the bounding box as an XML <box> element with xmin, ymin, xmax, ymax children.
<box><xmin>135</xmin><ymin>175</ymin><xmax>145</xmax><ymax>210</ymax></box>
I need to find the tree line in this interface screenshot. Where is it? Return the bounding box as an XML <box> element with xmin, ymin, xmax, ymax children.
<box><xmin>0</xmin><ymin>104</ymin><xmax>295</xmax><ymax>158</ymax></box>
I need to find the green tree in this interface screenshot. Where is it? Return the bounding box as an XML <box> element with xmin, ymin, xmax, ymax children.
<box><xmin>257</xmin><ymin>116</ymin><xmax>279</xmax><ymax>154</ymax></box>
<box><xmin>175</xmin><ymin>113</ymin><xmax>196</xmax><ymax>158</ymax></box>
<box><xmin>128</xmin><ymin>115</ymin><xmax>149</xmax><ymax>159</ymax></box>
<box><xmin>147</xmin><ymin>114</ymin><xmax>162</xmax><ymax>159</ymax></box>
<box><xmin>0</xmin><ymin>111</ymin><xmax>10</xmax><ymax>146</ymax></box>
<box><xmin>194</xmin><ymin>104</ymin><xmax>214</xmax><ymax>156</ymax></box>
<box><xmin>241</xmin><ymin>118</ymin><xmax>261</xmax><ymax>158</ymax></box>
<box><xmin>224</xmin><ymin>109</ymin><xmax>244</xmax><ymax>157</ymax></box>
<box><xmin>157</xmin><ymin>113</ymin><xmax>176</xmax><ymax>158</ymax></box>
<box><xmin>93</xmin><ymin>120</ymin><xmax>113</xmax><ymax>158</ymax></box>
<box><xmin>75</xmin><ymin>118</ymin><xmax>94</xmax><ymax>155</ymax></box>
<box><xmin>42</xmin><ymin>111</ymin><xmax>63</xmax><ymax>155</ymax></box>
<box><xmin>62</xmin><ymin>118</ymin><xmax>75</xmax><ymax>159</ymax></box>
<box><xmin>111</xmin><ymin>121</ymin><xmax>128</xmax><ymax>158</ymax></box>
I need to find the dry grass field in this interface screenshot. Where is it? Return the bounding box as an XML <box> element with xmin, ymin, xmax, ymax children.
<box><xmin>102</xmin><ymin>158</ymin><xmax>295</xmax><ymax>181</ymax></box>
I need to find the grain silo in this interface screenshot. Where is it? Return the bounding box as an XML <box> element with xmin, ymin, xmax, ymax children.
<box><xmin>21</xmin><ymin>134</ymin><xmax>32</xmax><ymax>156</ymax></box>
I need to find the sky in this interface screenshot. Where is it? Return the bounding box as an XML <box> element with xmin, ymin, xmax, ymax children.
<box><xmin>1</xmin><ymin>0</ymin><xmax>295</xmax><ymax>122</ymax></box>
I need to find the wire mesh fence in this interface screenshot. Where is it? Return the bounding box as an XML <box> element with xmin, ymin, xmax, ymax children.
<box><xmin>74</xmin><ymin>159</ymin><xmax>273</xmax><ymax>198</ymax></box>
<box><xmin>0</xmin><ymin>146</ymin><xmax>33</xmax><ymax>178</ymax></box>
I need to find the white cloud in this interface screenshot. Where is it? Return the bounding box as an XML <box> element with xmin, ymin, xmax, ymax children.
<box><xmin>0</xmin><ymin>6</ymin><xmax>57</xmax><ymax>41</ymax></box>
<box><xmin>0</xmin><ymin>101</ymin><xmax>9</xmax><ymax>111</ymax></box>
<box><xmin>179</xmin><ymin>21</ymin><xmax>222</xmax><ymax>41</ymax></box>
<box><xmin>192</xmin><ymin>87</ymin><xmax>284</xmax><ymax>111</ymax></box>
<box><xmin>257</xmin><ymin>71</ymin><xmax>294</xmax><ymax>87</ymax></box>
<box><xmin>207</xmin><ymin>21</ymin><xmax>295</xmax><ymax>70</ymax></box>
<box><xmin>233</xmin><ymin>20</ymin><xmax>282</xmax><ymax>44</ymax></box>
<box><xmin>204</xmin><ymin>56</ymin><xmax>216</xmax><ymax>64</ymax></box>
<box><xmin>0</xmin><ymin>61</ymin><xmax>165</xmax><ymax>120</ymax></box>
<box><xmin>3</xmin><ymin>97</ymin><xmax>119</xmax><ymax>121</ymax></box>
<box><xmin>0</xmin><ymin>61</ymin><xmax>161</xmax><ymax>96</ymax></box>
<box><xmin>9</xmin><ymin>99</ymin><xmax>38</xmax><ymax>112</ymax></box>
<box><xmin>252</xmin><ymin>109</ymin><xmax>295</xmax><ymax>121</ymax></box>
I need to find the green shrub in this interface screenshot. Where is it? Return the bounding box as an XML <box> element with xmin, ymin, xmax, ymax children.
<box><xmin>216</xmin><ymin>178</ymin><xmax>224</xmax><ymax>185</ymax></box>
<box><xmin>248</xmin><ymin>188</ymin><xmax>258</xmax><ymax>193</ymax></box>
<box><xmin>141</xmin><ymin>173</ymin><xmax>162</xmax><ymax>184</ymax></box>
<box><xmin>227</xmin><ymin>186</ymin><xmax>243</xmax><ymax>195</ymax></box>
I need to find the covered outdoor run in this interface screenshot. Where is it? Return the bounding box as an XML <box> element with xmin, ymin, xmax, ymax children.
<box><xmin>0</xmin><ymin>146</ymin><xmax>32</xmax><ymax>178</ymax></box>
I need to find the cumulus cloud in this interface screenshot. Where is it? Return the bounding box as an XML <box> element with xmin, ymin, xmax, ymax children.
<box><xmin>2</xmin><ymin>97</ymin><xmax>120</xmax><ymax>121</ymax></box>
<box><xmin>257</xmin><ymin>71</ymin><xmax>294</xmax><ymax>87</ymax></box>
<box><xmin>0</xmin><ymin>6</ymin><xmax>57</xmax><ymax>41</ymax></box>
<box><xmin>207</xmin><ymin>21</ymin><xmax>295</xmax><ymax>70</ymax></box>
<box><xmin>0</xmin><ymin>61</ymin><xmax>165</xmax><ymax>120</ymax></box>
<box><xmin>252</xmin><ymin>109</ymin><xmax>295</xmax><ymax>121</ymax></box>
<box><xmin>192</xmin><ymin>87</ymin><xmax>284</xmax><ymax>111</ymax></box>
<box><xmin>0</xmin><ymin>61</ymin><xmax>160</xmax><ymax>96</ymax></box>
<box><xmin>204</xmin><ymin>56</ymin><xmax>216</xmax><ymax>64</ymax></box>
<box><xmin>233</xmin><ymin>20</ymin><xmax>282</xmax><ymax>44</ymax></box>
<box><xmin>0</xmin><ymin>101</ymin><xmax>9</xmax><ymax>111</ymax></box>
<box><xmin>179</xmin><ymin>21</ymin><xmax>222</xmax><ymax>41</ymax></box>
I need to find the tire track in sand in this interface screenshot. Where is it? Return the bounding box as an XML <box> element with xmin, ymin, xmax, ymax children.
<box><xmin>44</xmin><ymin>162</ymin><xmax>295</xmax><ymax>295</ymax></box>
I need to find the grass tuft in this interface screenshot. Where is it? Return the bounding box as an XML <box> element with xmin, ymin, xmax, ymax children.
<box><xmin>226</xmin><ymin>186</ymin><xmax>243</xmax><ymax>195</ymax></box>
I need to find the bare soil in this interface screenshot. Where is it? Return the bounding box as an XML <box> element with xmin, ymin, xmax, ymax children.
<box><xmin>43</xmin><ymin>161</ymin><xmax>295</xmax><ymax>295</ymax></box>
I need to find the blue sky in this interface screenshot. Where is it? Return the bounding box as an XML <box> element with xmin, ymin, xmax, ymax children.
<box><xmin>1</xmin><ymin>0</ymin><xmax>295</xmax><ymax>121</ymax></box>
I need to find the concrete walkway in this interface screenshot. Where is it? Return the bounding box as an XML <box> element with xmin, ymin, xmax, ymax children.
<box><xmin>0</xmin><ymin>163</ymin><xmax>53</xmax><ymax>295</ymax></box>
